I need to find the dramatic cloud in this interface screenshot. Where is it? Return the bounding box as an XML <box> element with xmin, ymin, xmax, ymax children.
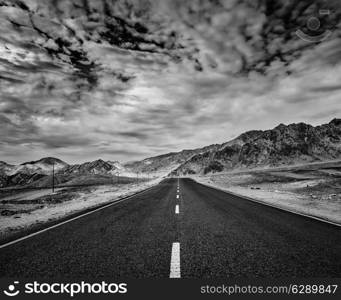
<box><xmin>0</xmin><ymin>0</ymin><xmax>340</xmax><ymax>163</ymax></box>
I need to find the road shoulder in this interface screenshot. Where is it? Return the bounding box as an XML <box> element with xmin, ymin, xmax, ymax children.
<box><xmin>0</xmin><ymin>180</ymin><xmax>161</xmax><ymax>246</ymax></box>
<box><xmin>193</xmin><ymin>177</ymin><xmax>341</xmax><ymax>227</ymax></box>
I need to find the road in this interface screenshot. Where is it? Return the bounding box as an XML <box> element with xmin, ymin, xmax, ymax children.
<box><xmin>0</xmin><ymin>178</ymin><xmax>340</xmax><ymax>278</ymax></box>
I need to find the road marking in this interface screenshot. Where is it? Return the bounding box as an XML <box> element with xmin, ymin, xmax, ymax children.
<box><xmin>0</xmin><ymin>185</ymin><xmax>157</xmax><ymax>249</ymax></box>
<box><xmin>176</xmin><ymin>195</ymin><xmax>179</xmax><ymax>199</ymax></box>
<box><xmin>170</xmin><ymin>242</ymin><xmax>181</xmax><ymax>278</ymax></box>
<box><xmin>175</xmin><ymin>205</ymin><xmax>179</xmax><ymax>214</ymax></box>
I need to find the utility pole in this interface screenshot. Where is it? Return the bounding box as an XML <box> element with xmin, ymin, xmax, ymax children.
<box><xmin>117</xmin><ymin>172</ymin><xmax>120</xmax><ymax>184</ymax></box>
<box><xmin>52</xmin><ymin>162</ymin><xmax>55</xmax><ymax>193</ymax></box>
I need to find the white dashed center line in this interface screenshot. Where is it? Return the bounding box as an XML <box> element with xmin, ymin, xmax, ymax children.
<box><xmin>175</xmin><ymin>204</ymin><xmax>179</xmax><ymax>214</ymax></box>
<box><xmin>176</xmin><ymin>195</ymin><xmax>179</xmax><ymax>199</ymax></box>
<box><xmin>170</xmin><ymin>242</ymin><xmax>181</xmax><ymax>278</ymax></box>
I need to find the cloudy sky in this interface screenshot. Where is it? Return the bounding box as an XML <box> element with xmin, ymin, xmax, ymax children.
<box><xmin>0</xmin><ymin>0</ymin><xmax>341</xmax><ymax>164</ymax></box>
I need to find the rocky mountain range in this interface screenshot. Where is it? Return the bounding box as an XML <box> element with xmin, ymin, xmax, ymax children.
<box><xmin>124</xmin><ymin>144</ymin><xmax>221</xmax><ymax>176</ymax></box>
<box><xmin>59</xmin><ymin>159</ymin><xmax>119</xmax><ymax>175</ymax></box>
<box><xmin>126</xmin><ymin>119</ymin><xmax>341</xmax><ymax>176</ymax></box>
<box><xmin>0</xmin><ymin>158</ymin><xmax>126</xmax><ymax>188</ymax></box>
<box><xmin>1</xmin><ymin>119</ymin><xmax>340</xmax><ymax>188</ymax></box>
<box><xmin>171</xmin><ymin>118</ymin><xmax>341</xmax><ymax>175</ymax></box>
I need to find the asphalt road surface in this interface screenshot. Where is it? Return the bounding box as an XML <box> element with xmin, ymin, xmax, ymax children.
<box><xmin>0</xmin><ymin>178</ymin><xmax>340</xmax><ymax>278</ymax></box>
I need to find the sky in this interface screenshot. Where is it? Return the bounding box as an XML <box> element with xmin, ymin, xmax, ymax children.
<box><xmin>0</xmin><ymin>0</ymin><xmax>341</xmax><ymax>164</ymax></box>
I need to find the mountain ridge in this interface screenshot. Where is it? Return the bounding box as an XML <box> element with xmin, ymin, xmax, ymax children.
<box><xmin>1</xmin><ymin>119</ymin><xmax>340</xmax><ymax>187</ymax></box>
<box><xmin>172</xmin><ymin>118</ymin><xmax>341</xmax><ymax>175</ymax></box>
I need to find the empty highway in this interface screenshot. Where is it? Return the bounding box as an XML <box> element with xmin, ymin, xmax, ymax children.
<box><xmin>0</xmin><ymin>178</ymin><xmax>340</xmax><ymax>278</ymax></box>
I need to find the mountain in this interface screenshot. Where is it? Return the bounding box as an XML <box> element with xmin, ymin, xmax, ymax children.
<box><xmin>1</xmin><ymin>173</ymin><xmax>47</xmax><ymax>187</ymax></box>
<box><xmin>107</xmin><ymin>161</ymin><xmax>126</xmax><ymax>171</ymax></box>
<box><xmin>28</xmin><ymin>159</ymin><xmax>138</xmax><ymax>188</ymax></box>
<box><xmin>0</xmin><ymin>161</ymin><xmax>15</xmax><ymax>175</ymax></box>
<box><xmin>0</xmin><ymin>157</ymin><xmax>69</xmax><ymax>188</ymax></box>
<box><xmin>60</xmin><ymin>159</ymin><xmax>120</xmax><ymax>175</ymax></box>
<box><xmin>0</xmin><ymin>162</ymin><xmax>15</xmax><ymax>188</ymax></box>
<box><xmin>124</xmin><ymin>145</ymin><xmax>221</xmax><ymax>177</ymax></box>
<box><xmin>17</xmin><ymin>157</ymin><xmax>69</xmax><ymax>175</ymax></box>
<box><xmin>171</xmin><ymin>118</ymin><xmax>341</xmax><ymax>175</ymax></box>
<box><xmin>0</xmin><ymin>158</ymin><xmax>128</xmax><ymax>188</ymax></box>
<box><xmin>1</xmin><ymin>157</ymin><xmax>69</xmax><ymax>176</ymax></box>
<box><xmin>1</xmin><ymin>119</ymin><xmax>340</xmax><ymax>188</ymax></box>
